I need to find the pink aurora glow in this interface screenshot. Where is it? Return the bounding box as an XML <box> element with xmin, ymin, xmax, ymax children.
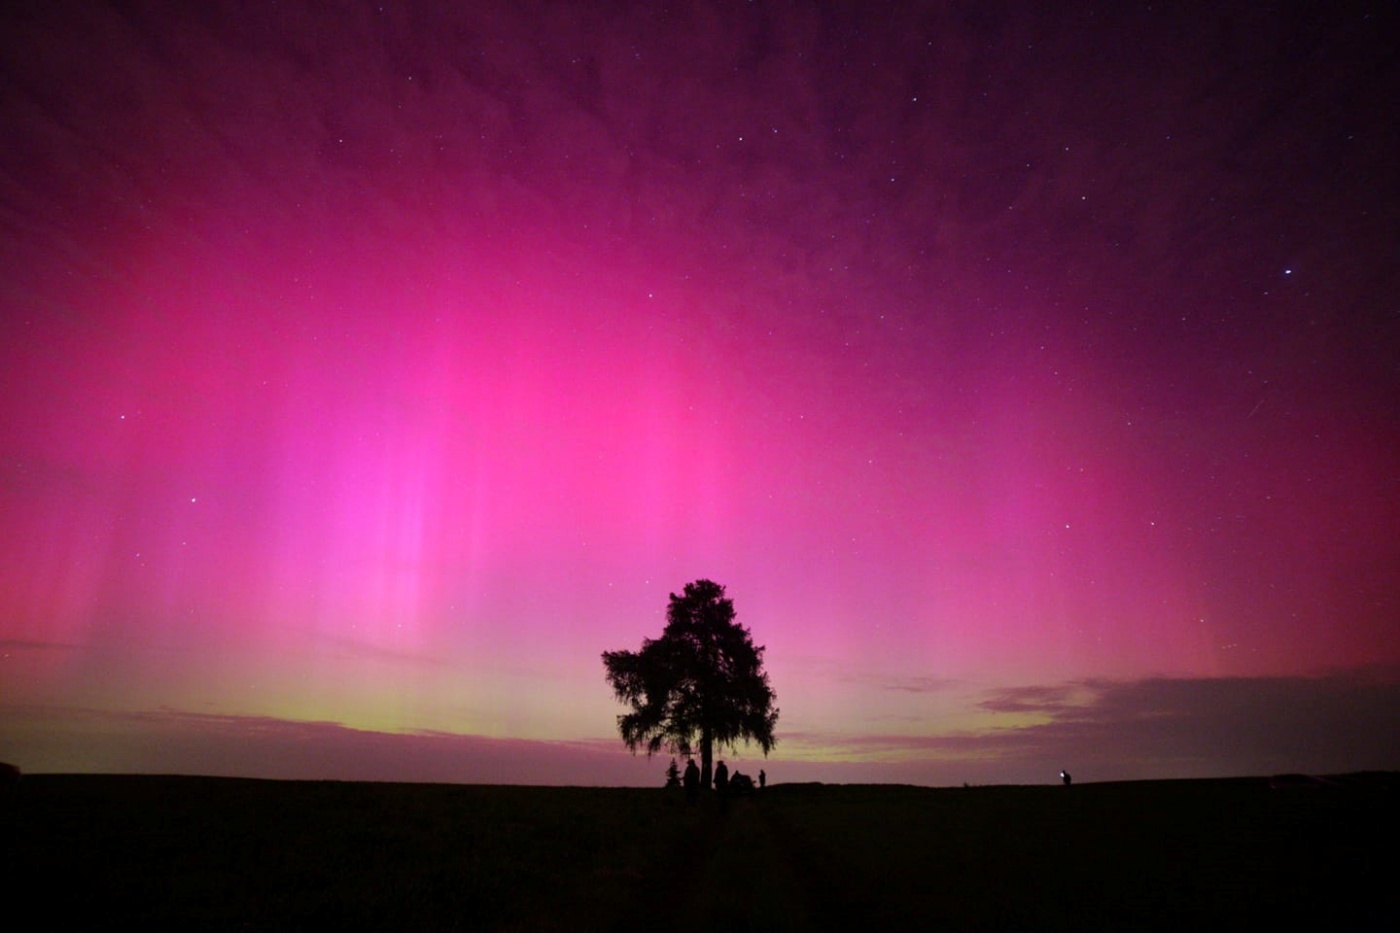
<box><xmin>2</xmin><ymin>1</ymin><xmax>1397</xmax><ymax>784</ymax></box>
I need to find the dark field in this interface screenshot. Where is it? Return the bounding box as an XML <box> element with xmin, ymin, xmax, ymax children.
<box><xmin>3</xmin><ymin>774</ymin><xmax>1397</xmax><ymax>930</ymax></box>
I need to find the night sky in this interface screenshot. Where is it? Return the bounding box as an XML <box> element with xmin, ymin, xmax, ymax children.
<box><xmin>2</xmin><ymin>0</ymin><xmax>1397</xmax><ymax>786</ymax></box>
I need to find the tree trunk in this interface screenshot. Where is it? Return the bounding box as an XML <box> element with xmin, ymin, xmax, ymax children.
<box><xmin>700</xmin><ymin>727</ymin><xmax>713</xmax><ymax>789</ymax></box>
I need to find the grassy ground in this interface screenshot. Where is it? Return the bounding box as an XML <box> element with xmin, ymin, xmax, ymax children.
<box><xmin>3</xmin><ymin>774</ymin><xmax>1397</xmax><ymax>930</ymax></box>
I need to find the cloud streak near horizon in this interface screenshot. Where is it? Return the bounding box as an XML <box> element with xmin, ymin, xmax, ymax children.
<box><xmin>2</xmin><ymin>1</ymin><xmax>1397</xmax><ymax>784</ymax></box>
<box><xmin>7</xmin><ymin>669</ymin><xmax>1395</xmax><ymax>786</ymax></box>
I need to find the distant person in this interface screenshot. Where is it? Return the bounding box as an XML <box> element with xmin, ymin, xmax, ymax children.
<box><xmin>714</xmin><ymin>760</ymin><xmax>729</xmax><ymax>795</ymax></box>
<box><xmin>759</xmin><ymin>769</ymin><xmax>766</xmax><ymax>791</ymax></box>
<box><xmin>684</xmin><ymin>759</ymin><xmax>700</xmax><ymax>801</ymax></box>
<box><xmin>1061</xmin><ymin>770</ymin><xmax>1072</xmax><ymax>786</ymax></box>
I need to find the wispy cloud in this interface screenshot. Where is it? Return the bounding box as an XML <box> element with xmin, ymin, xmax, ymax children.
<box><xmin>977</xmin><ymin>683</ymin><xmax>1086</xmax><ymax>714</ymax></box>
<box><xmin>821</xmin><ymin>669</ymin><xmax>960</xmax><ymax>695</ymax></box>
<box><xmin>293</xmin><ymin>627</ymin><xmax>453</xmax><ymax>668</ymax></box>
<box><xmin>781</xmin><ymin>669</ymin><xmax>1400</xmax><ymax>783</ymax></box>
<box><xmin>5</xmin><ymin>669</ymin><xmax>1397</xmax><ymax>786</ymax></box>
<box><xmin>0</xmin><ymin>639</ymin><xmax>80</xmax><ymax>652</ymax></box>
<box><xmin>878</xmin><ymin>675</ymin><xmax>960</xmax><ymax>694</ymax></box>
<box><xmin>0</xmin><ymin>706</ymin><xmax>665</xmax><ymax>786</ymax></box>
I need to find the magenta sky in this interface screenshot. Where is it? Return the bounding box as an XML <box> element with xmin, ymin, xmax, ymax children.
<box><xmin>2</xmin><ymin>1</ymin><xmax>1397</xmax><ymax>786</ymax></box>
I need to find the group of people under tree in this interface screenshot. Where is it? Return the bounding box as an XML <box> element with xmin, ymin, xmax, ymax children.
<box><xmin>604</xmin><ymin>580</ymin><xmax>779</xmax><ymax>795</ymax></box>
<box><xmin>670</xmin><ymin>756</ymin><xmax>765</xmax><ymax>800</ymax></box>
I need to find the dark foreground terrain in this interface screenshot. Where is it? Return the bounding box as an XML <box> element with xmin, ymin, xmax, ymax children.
<box><xmin>3</xmin><ymin>774</ymin><xmax>1397</xmax><ymax>930</ymax></box>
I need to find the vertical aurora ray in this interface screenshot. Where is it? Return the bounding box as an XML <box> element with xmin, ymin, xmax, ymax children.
<box><xmin>2</xmin><ymin>0</ymin><xmax>1396</xmax><ymax>783</ymax></box>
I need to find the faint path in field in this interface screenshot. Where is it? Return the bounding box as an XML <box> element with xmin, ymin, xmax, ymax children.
<box><xmin>619</xmin><ymin>796</ymin><xmax>727</xmax><ymax>930</ymax></box>
<box><xmin>632</xmin><ymin>794</ymin><xmax>871</xmax><ymax>932</ymax></box>
<box><xmin>751</xmin><ymin>796</ymin><xmax>875</xmax><ymax>931</ymax></box>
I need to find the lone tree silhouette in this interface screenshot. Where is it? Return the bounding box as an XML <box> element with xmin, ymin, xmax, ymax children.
<box><xmin>602</xmin><ymin>579</ymin><xmax>778</xmax><ymax>789</ymax></box>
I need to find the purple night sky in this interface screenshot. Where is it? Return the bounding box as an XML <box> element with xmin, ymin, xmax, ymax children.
<box><xmin>2</xmin><ymin>1</ymin><xmax>1397</xmax><ymax>785</ymax></box>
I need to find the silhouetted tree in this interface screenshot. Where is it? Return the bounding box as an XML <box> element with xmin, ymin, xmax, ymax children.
<box><xmin>602</xmin><ymin>579</ymin><xmax>778</xmax><ymax>789</ymax></box>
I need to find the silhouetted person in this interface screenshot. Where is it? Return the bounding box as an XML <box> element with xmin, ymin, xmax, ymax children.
<box><xmin>1061</xmin><ymin>770</ymin><xmax>1072</xmax><ymax>786</ymax></box>
<box><xmin>714</xmin><ymin>760</ymin><xmax>730</xmax><ymax>813</ymax></box>
<box><xmin>684</xmin><ymin>758</ymin><xmax>700</xmax><ymax>801</ymax></box>
<box><xmin>759</xmin><ymin>769</ymin><xmax>766</xmax><ymax>790</ymax></box>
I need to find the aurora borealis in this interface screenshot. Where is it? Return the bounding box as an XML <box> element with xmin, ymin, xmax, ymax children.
<box><xmin>2</xmin><ymin>1</ymin><xmax>1397</xmax><ymax>785</ymax></box>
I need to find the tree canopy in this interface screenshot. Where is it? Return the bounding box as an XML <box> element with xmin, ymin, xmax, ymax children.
<box><xmin>602</xmin><ymin>579</ymin><xmax>778</xmax><ymax>787</ymax></box>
